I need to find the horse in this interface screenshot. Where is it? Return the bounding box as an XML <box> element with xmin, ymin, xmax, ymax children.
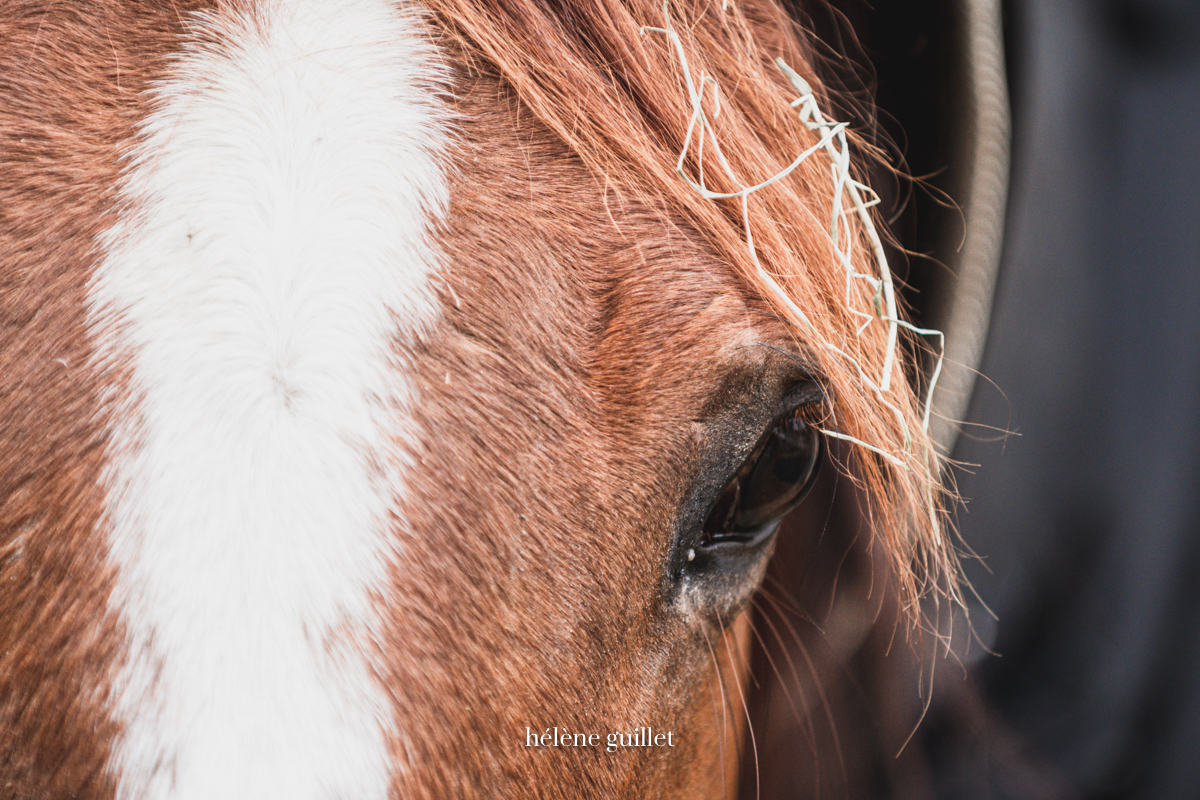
<box><xmin>0</xmin><ymin>1</ymin><xmax>956</xmax><ymax>797</ymax></box>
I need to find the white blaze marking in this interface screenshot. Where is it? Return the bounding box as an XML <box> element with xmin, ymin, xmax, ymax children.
<box><xmin>91</xmin><ymin>2</ymin><xmax>449</xmax><ymax>797</ymax></box>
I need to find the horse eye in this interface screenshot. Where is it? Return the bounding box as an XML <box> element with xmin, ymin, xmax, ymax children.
<box><xmin>702</xmin><ymin>410</ymin><xmax>822</xmax><ymax>544</ymax></box>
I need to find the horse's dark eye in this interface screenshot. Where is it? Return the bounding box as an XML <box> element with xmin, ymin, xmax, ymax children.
<box><xmin>702</xmin><ymin>410</ymin><xmax>821</xmax><ymax>543</ymax></box>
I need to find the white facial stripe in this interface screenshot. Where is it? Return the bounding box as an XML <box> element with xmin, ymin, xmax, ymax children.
<box><xmin>91</xmin><ymin>2</ymin><xmax>448</xmax><ymax>797</ymax></box>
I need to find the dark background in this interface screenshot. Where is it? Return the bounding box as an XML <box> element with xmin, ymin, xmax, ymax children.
<box><xmin>938</xmin><ymin>2</ymin><xmax>1200</xmax><ymax>798</ymax></box>
<box><xmin>747</xmin><ymin>1</ymin><xmax>1200</xmax><ymax>798</ymax></box>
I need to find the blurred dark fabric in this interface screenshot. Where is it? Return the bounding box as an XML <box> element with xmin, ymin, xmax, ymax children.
<box><xmin>743</xmin><ymin>2</ymin><xmax>1200</xmax><ymax>798</ymax></box>
<box><xmin>934</xmin><ymin>1</ymin><xmax>1200</xmax><ymax>798</ymax></box>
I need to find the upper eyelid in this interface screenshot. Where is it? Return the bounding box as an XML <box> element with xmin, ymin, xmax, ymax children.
<box><xmin>780</xmin><ymin>380</ymin><xmax>828</xmax><ymax>412</ymax></box>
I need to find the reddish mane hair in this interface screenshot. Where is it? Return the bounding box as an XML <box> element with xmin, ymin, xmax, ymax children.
<box><xmin>428</xmin><ymin>0</ymin><xmax>953</xmax><ymax>616</ymax></box>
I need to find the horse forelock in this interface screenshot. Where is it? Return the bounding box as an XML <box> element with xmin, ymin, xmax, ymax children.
<box><xmin>424</xmin><ymin>0</ymin><xmax>948</xmax><ymax>616</ymax></box>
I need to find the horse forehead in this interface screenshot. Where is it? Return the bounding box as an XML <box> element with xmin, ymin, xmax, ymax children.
<box><xmin>440</xmin><ymin>104</ymin><xmax>760</xmax><ymax>388</ymax></box>
<box><xmin>1</xmin><ymin>0</ymin><xmax>779</xmax><ymax>795</ymax></box>
<box><xmin>69</xmin><ymin>2</ymin><xmax>454</xmax><ymax>797</ymax></box>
